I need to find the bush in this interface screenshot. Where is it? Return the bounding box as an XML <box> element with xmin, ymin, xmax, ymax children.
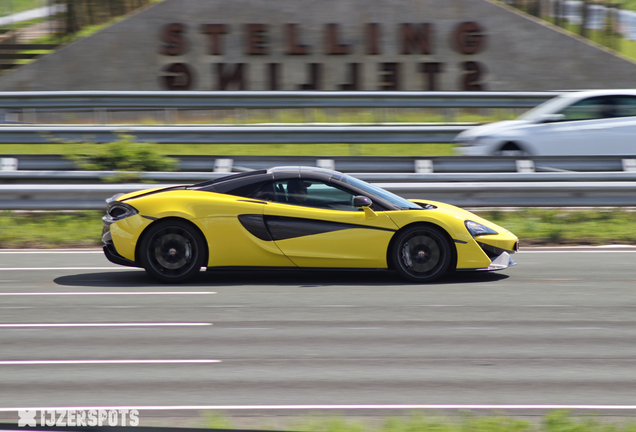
<box><xmin>65</xmin><ymin>133</ymin><xmax>176</xmax><ymax>181</ymax></box>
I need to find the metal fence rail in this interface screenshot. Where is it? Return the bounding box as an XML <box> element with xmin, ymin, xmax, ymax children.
<box><xmin>3</xmin><ymin>155</ymin><xmax>633</xmax><ymax>173</ymax></box>
<box><xmin>0</xmin><ymin>91</ymin><xmax>559</xmax><ymax>110</ymax></box>
<box><xmin>3</xmin><ymin>170</ymin><xmax>636</xmax><ymax>184</ymax></box>
<box><xmin>3</xmin><ymin>182</ymin><xmax>636</xmax><ymax>209</ymax></box>
<box><xmin>0</xmin><ymin>124</ymin><xmax>469</xmax><ymax>144</ymax></box>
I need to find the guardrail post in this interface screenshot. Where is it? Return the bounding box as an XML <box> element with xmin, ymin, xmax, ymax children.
<box><xmin>214</xmin><ymin>158</ymin><xmax>233</xmax><ymax>172</ymax></box>
<box><xmin>316</xmin><ymin>159</ymin><xmax>335</xmax><ymax>170</ymax></box>
<box><xmin>516</xmin><ymin>160</ymin><xmax>535</xmax><ymax>173</ymax></box>
<box><xmin>622</xmin><ymin>159</ymin><xmax>636</xmax><ymax>172</ymax></box>
<box><xmin>415</xmin><ymin>159</ymin><xmax>434</xmax><ymax>173</ymax></box>
<box><xmin>0</xmin><ymin>158</ymin><xmax>18</xmax><ymax>171</ymax></box>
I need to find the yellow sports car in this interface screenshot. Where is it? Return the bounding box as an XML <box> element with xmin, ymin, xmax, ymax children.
<box><xmin>102</xmin><ymin>166</ymin><xmax>518</xmax><ymax>283</ymax></box>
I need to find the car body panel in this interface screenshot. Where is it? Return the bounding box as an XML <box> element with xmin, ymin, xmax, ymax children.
<box><xmin>401</xmin><ymin>200</ymin><xmax>518</xmax><ymax>269</ymax></box>
<box><xmin>263</xmin><ymin>202</ymin><xmax>398</xmax><ymax>268</ymax></box>
<box><xmin>118</xmin><ymin>191</ymin><xmax>296</xmax><ymax>268</ymax></box>
<box><xmin>109</xmin><ymin>214</ymin><xmax>153</xmax><ymax>262</ymax></box>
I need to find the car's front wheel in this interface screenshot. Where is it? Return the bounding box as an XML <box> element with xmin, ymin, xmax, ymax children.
<box><xmin>493</xmin><ymin>142</ymin><xmax>530</xmax><ymax>157</ymax></box>
<box><xmin>139</xmin><ymin>219</ymin><xmax>206</xmax><ymax>283</ymax></box>
<box><xmin>391</xmin><ymin>225</ymin><xmax>453</xmax><ymax>283</ymax></box>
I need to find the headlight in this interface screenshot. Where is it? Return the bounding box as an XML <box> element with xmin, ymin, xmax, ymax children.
<box><xmin>465</xmin><ymin>220</ymin><xmax>498</xmax><ymax>237</ymax></box>
<box><xmin>455</xmin><ymin>135</ymin><xmax>491</xmax><ymax>146</ymax></box>
<box><xmin>103</xmin><ymin>201</ymin><xmax>138</xmax><ymax>223</ymax></box>
<box><xmin>106</xmin><ymin>193</ymin><xmax>125</xmax><ymax>204</ymax></box>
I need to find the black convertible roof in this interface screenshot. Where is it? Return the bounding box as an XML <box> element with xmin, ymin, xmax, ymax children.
<box><xmin>189</xmin><ymin>166</ymin><xmax>344</xmax><ymax>192</ymax></box>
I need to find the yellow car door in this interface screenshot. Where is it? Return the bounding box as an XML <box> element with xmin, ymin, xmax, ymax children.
<box><xmin>262</xmin><ymin>179</ymin><xmax>398</xmax><ymax>268</ymax></box>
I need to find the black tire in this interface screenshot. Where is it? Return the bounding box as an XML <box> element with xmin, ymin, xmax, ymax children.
<box><xmin>139</xmin><ymin>219</ymin><xmax>206</xmax><ymax>284</ymax></box>
<box><xmin>391</xmin><ymin>225</ymin><xmax>453</xmax><ymax>283</ymax></box>
<box><xmin>493</xmin><ymin>142</ymin><xmax>529</xmax><ymax>157</ymax></box>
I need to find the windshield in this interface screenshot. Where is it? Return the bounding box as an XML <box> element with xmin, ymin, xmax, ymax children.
<box><xmin>341</xmin><ymin>175</ymin><xmax>422</xmax><ymax>210</ymax></box>
<box><xmin>516</xmin><ymin>94</ymin><xmax>575</xmax><ymax>121</ymax></box>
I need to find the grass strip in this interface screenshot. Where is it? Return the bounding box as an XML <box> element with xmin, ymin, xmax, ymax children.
<box><xmin>2</xmin><ymin>208</ymin><xmax>635</xmax><ymax>249</ymax></box>
<box><xmin>206</xmin><ymin>411</ymin><xmax>636</xmax><ymax>432</ymax></box>
<box><xmin>0</xmin><ymin>143</ymin><xmax>457</xmax><ymax>157</ymax></box>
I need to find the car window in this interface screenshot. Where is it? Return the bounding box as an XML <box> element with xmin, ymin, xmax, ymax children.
<box><xmin>247</xmin><ymin>182</ymin><xmax>276</xmax><ymax>201</ymax></box>
<box><xmin>272</xmin><ymin>180</ymin><xmax>360</xmax><ymax>211</ymax></box>
<box><xmin>612</xmin><ymin>96</ymin><xmax>636</xmax><ymax>117</ymax></box>
<box><xmin>558</xmin><ymin>96</ymin><xmax>613</xmax><ymax>121</ymax></box>
<box><xmin>557</xmin><ymin>95</ymin><xmax>636</xmax><ymax>121</ymax></box>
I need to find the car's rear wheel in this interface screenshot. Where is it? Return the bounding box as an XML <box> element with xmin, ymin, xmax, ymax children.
<box><xmin>139</xmin><ymin>220</ymin><xmax>206</xmax><ymax>284</ymax></box>
<box><xmin>391</xmin><ymin>225</ymin><xmax>452</xmax><ymax>283</ymax></box>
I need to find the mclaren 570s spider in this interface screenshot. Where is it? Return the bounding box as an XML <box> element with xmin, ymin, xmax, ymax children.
<box><xmin>102</xmin><ymin>166</ymin><xmax>518</xmax><ymax>283</ymax></box>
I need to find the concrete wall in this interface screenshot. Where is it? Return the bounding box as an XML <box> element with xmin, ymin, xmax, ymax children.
<box><xmin>0</xmin><ymin>0</ymin><xmax>634</xmax><ymax>91</ymax></box>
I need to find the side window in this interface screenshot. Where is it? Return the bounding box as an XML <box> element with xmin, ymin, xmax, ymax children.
<box><xmin>613</xmin><ymin>96</ymin><xmax>636</xmax><ymax>118</ymax></box>
<box><xmin>273</xmin><ymin>180</ymin><xmax>360</xmax><ymax>211</ymax></box>
<box><xmin>560</xmin><ymin>96</ymin><xmax>636</xmax><ymax>120</ymax></box>
<box><xmin>558</xmin><ymin>96</ymin><xmax>615</xmax><ymax>121</ymax></box>
<box><xmin>248</xmin><ymin>182</ymin><xmax>275</xmax><ymax>201</ymax></box>
<box><xmin>225</xmin><ymin>181</ymin><xmax>270</xmax><ymax>199</ymax></box>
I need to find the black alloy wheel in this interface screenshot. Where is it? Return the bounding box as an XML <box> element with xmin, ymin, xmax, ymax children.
<box><xmin>392</xmin><ymin>225</ymin><xmax>452</xmax><ymax>283</ymax></box>
<box><xmin>139</xmin><ymin>220</ymin><xmax>206</xmax><ymax>283</ymax></box>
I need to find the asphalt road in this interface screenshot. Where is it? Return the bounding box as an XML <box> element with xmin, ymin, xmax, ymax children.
<box><xmin>1</xmin><ymin>247</ymin><xmax>636</xmax><ymax>418</ymax></box>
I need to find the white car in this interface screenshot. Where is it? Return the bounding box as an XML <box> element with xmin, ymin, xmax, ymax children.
<box><xmin>455</xmin><ymin>90</ymin><xmax>636</xmax><ymax>156</ymax></box>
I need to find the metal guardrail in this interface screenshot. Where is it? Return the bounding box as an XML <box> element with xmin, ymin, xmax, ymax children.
<box><xmin>3</xmin><ymin>155</ymin><xmax>636</xmax><ymax>208</ymax></box>
<box><xmin>2</xmin><ymin>155</ymin><xmax>633</xmax><ymax>173</ymax></box>
<box><xmin>3</xmin><ymin>181</ymin><xmax>636</xmax><ymax>209</ymax></box>
<box><xmin>0</xmin><ymin>124</ymin><xmax>468</xmax><ymax>144</ymax></box>
<box><xmin>3</xmin><ymin>170</ymin><xmax>636</xmax><ymax>184</ymax></box>
<box><xmin>0</xmin><ymin>91</ymin><xmax>559</xmax><ymax>110</ymax></box>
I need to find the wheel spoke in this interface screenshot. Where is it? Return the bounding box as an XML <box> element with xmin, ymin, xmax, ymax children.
<box><xmin>149</xmin><ymin>228</ymin><xmax>196</xmax><ymax>276</ymax></box>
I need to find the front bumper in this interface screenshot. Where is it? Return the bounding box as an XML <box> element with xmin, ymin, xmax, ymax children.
<box><xmin>455</xmin><ymin>145</ymin><xmax>488</xmax><ymax>156</ymax></box>
<box><xmin>102</xmin><ymin>222</ymin><xmax>140</xmax><ymax>268</ymax></box>
<box><xmin>486</xmin><ymin>251</ymin><xmax>517</xmax><ymax>271</ymax></box>
<box><xmin>103</xmin><ymin>244</ymin><xmax>139</xmax><ymax>268</ymax></box>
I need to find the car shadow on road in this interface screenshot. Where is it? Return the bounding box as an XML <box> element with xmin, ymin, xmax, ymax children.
<box><xmin>54</xmin><ymin>268</ymin><xmax>509</xmax><ymax>287</ymax></box>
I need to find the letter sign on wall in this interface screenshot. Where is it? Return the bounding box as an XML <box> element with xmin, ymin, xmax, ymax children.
<box><xmin>158</xmin><ymin>19</ymin><xmax>489</xmax><ymax>91</ymax></box>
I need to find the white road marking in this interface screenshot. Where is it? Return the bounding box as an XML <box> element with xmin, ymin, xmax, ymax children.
<box><xmin>0</xmin><ymin>267</ymin><xmax>130</xmax><ymax>271</ymax></box>
<box><xmin>204</xmin><ymin>305</ymin><xmax>245</xmax><ymax>308</ymax></box>
<box><xmin>0</xmin><ymin>359</ymin><xmax>220</xmax><ymax>365</ymax></box>
<box><xmin>314</xmin><ymin>305</ymin><xmax>356</xmax><ymax>307</ymax></box>
<box><xmin>417</xmin><ymin>305</ymin><xmax>464</xmax><ymax>307</ymax></box>
<box><xmin>1</xmin><ymin>404</ymin><xmax>636</xmax><ymax>411</ymax></box>
<box><xmin>524</xmin><ymin>305</ymin><xmax>572</xmax><ymax>307</ymax></box>
<box><xmin>0</xmin><ymin>250</ymin><xmax>103</xmax><ymax>254</ymax></box>
<box><xmin>0</xmin><ymin>323</ymin><xmax>211</xmax><ymax>328</ymax></box>
<box><xmin>521</xmin><ymin>250</ymin><xmax>636</xmax><ymax>253</ymax></box>
<box><xmin>0</xmin><ymin>292</ymin><xmax>216</xmax><ymax>296</ymax></box>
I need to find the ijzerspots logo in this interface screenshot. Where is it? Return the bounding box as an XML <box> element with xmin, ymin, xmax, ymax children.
<box><xmin>18</xmin><ymin>409</ymin><xmax>140</xmax><ymax>427</ymax></box>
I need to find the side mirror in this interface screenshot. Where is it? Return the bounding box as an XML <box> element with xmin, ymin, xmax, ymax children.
<box><xmin>353</xmin><ymin>196</ymin><xmax>372</xmax><ymax>208</ymax></box>
<box><xmin>353</xmin><ymin>196</ymin><xmax>377</xmax><ymax>219</ymax></box>
<box><xmin>539</xmin><ymin>113</ymin><xmax>565</xmax><ymax>123</ymax></box>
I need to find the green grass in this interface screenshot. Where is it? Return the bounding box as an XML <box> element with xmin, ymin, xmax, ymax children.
<box><xmin>0</xmin><ymin>143</ymin><xmax>456</xmax><ymax>157</ymax></box>
<box><xmin>2</xmin><ymin>208</ymin><xmax>635</xmax><ymax>249</ymax></box>
<box><xmin>476</xmin><ymin>208</ymin><xmax>636</xmax><ymax>245</ymax></box>
<box><xmin>0</xmin><ymin>211</ymin><xmax>103</xmax><ymax>249</ymax></box>
<box><xmin>204</xmin><ymin>412</ymin><xmax>636</xmax><ymax>432</ymax></box>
